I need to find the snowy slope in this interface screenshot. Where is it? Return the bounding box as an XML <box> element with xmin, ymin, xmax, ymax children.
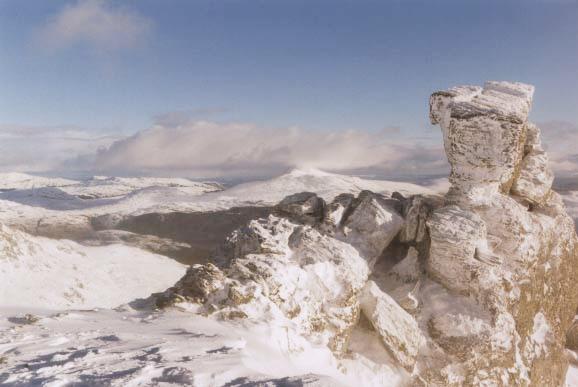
<box><xmin>0</xmin><ymin>307</ymin><xmax>399</xmax><ymax>387</ymax></box>
<box><xmin>60</xmin><ymin>176</ymin><xmax>223</xmax><ymax>199</ymax></box>
<box><xmin>0</xmin><ymin>224</ymin><xmax>186</xmax><ymax>309</ymax></box>
<box><xmin>0</xmin><ymin>172</ymin><xmax>78</xmax><ymax>190</ymax></box>
<box><xmin>211</xmin><ymin>168</ymin><xmax>436</xmax><ymax>206</ymax></box>
<box><xmin>0</xmin><ymin>169</ymin><xmax>439</xmax><ymax>232</ymax></box>
<box><xmin>110</xmin><ymin>168</ymin><xmax>437</xmax><ymax>214</ymax></box>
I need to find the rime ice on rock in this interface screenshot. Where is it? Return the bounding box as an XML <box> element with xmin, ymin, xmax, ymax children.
<box><xmin>149</xmin><ymin>80</ymin><xmax>577</xmax><ymax>387</ymax></box>
<box><xmin>425</xmin><ymin>81</ymin><xmax>578</xmax><ymax>386</ymax></box>
<box><xmin>430</xmin><ymin>81</ymin><xmax>535</xmax><ymax>198</ymax></box>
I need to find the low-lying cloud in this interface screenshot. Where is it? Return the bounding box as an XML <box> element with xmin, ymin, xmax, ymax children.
<box><xmin>91</xmin><ymin>120</ymin><xmax>448</xmax><ymax>179</ymax></box>
<box><xmin>0</xmin><ymin>125</ymin><xmax>121</xmax><ymax>173</ymax></box>
<box><xmin>4</xmin><ymin>119</ymin><xmax>577</xmax><ymax>182</ymax></box>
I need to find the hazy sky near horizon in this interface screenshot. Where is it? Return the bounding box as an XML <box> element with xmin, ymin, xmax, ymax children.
<box><xmin>0</xmin><ymin>0</ymin><xmax>577</xmax><ymax>177</ymax></box>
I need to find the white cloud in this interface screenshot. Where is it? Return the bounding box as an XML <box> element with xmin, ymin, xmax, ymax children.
<box><xmin>37</xmin><ymin>0</ymin><xmax>152</xmax><ymax>53</ymax></box>
<box><xmin>91</xmin><ymin>120</ymin><xmax>448</xmax><ymax>179</ymax></box>
<box><xmin>5</xmin><ymin>119</ymin><xmax>574</xmax><ymax>182</ymax></box>
<box><xmin>0</xmin><ymin>125</ymin><xmax>122</xmax><ymax>173</ymax></box>
<box><xmin>538</xmin><ymin>121</ymin><xmax>578</xmax><ymax>176</ymax></box>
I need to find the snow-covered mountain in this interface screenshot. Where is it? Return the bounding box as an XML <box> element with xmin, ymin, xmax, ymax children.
<box><xmin>61</xmin><ymin>176</ymin><xmax>224</xmax><ymax>199</ymax></box>
<box><xmin>0</xmin><ymin>168</ymin><xmax>437</xmax><ymax>226</ymax></box>
<box><xmin>0</xmin><ymin>172</ymin><xmax>77</xmax><ymax>191</ymax></box>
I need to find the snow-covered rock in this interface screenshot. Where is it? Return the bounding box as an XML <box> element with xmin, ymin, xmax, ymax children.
<box><xmin>157</xmin><ymin>215</ymin><xmax>371</xmax><ymax>354</ymax></box>
<box><xmin>0</xmin><ymin>172</ymin><xmax>78</xmax><ymax>191</ymax></box>
<box><xmin>424</xmin><ymin>81</ymin><xmax>578</xmax><ymax>386</ymax></box>
<box><xmin>511</xmin><ymin>122</ymin><xmax>554</xmax><ymax>205</ymax></box>
<box><xmin>338</xmin><ymin>191</ymin><xmax>404</xmax><ymax>268</ymax></box>
<box><xmin>429</xmin><ymin>81</ymin><xmax>534</xmax><ymax>197</ymax></box>
<box><xmin>359</xmin><ymin>280</ymin><xmax>423</xmax><ymax>370</ymax></box>
<box><xmin>276</xmin><ymin>191</ymin><xmax>326</xmax><ymax>225</ymax></box>
<box><xmin>427</xmin><ymin>205</ymin><xmax>494</xmax><ymax>294</ymax></box>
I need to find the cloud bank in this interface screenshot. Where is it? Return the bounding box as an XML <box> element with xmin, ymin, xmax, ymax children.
<box><xmin>86</xmin><ymin>119</ymin><xmax>578</xmax><ymax>180</ymax></box>
<box><xmin>90</xmin><ymin>120</ymin><xmax>448</xmax><ymax>179</ymax></box>
<box><xmin>0</xmin><ymin>125</ymin><xmax>121</xmax><ymax>173</ymax></box>
<box><xmin>36</xmin><ymin>0</ymin><xmax>152</xmax><ymax>53</ymax></box>
<box><xmin>3</xmin><ymin>119</ymin><xmax>576</xmax><ymax>182</ymax></box>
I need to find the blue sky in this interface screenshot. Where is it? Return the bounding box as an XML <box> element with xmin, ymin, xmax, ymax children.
<box><xmin>0</xmin><ymin>0</ymin><xmax>577</xmax><ymax>177</ymax></box>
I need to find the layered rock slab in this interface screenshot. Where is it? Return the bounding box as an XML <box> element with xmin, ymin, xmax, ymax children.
<box><xmin>360</xmin><ymin>280</ymin><xmax>424</xmax><ymax>371</ymax></box>
<box><xmin>424</xmin><ymin>81</ymin><xmax>578</xmax><ymax>386</ymax></box>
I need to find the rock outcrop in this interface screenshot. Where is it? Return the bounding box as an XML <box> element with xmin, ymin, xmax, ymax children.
<box><xmin>153</xmin><ymin>80</ymin><xmax>577</xmax><ymax>387</ymax></box>
<box><xmin>154</xmin><ymin>190</ymin><xmax>419</xmax><ymax>365</ymax></box>
<box><xmin>424</xmin><ymin>81</ymin><xmax>578</xmax><ymax>386</ymax></box>
<box><xmin>156</xmin><ymin>215</ymin><xmax>371</xmax><ymax>353</ymax></box>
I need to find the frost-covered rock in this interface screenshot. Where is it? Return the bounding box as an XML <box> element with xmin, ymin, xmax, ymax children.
<box><xmin>157</xmin><ymin>215</ymin><xmax>370</xmax><ymax>353</ymax></box>
<box><xmin>423</xmin><ymin>81</ymin><xmax>578</xmax><ymax>386</ymax></box>
<box><xmin>511</xmin><ymin>122</ymin><xmax>554</xmax><ymax>205</ymax></box>
<box><xmin>339</xmin><ymin>191</ymin><xmax>404</xmax><ymax>268</ymax></box>
<box><xmin>429</xmin><ymin>81</ymin><xmax>534</xmax><ymax>197</ymax></box>
<box><xmin>359</xmin><ymin>281</ymin><xmax>423</xmax><ymax>371</ymax></box>
<box><xmin>427</xmin><ymin>205</ymin><xmax>498</xmax><ymax>295</ymax></box>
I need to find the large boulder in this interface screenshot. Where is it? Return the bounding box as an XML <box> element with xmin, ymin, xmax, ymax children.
<box><xmin>338</xmin><ymin>191</ymin><xmax>404</xmax><ymax>268</ymax></box>
<box><xmin>276</xmin><ymin>192</ymin><xmax>326</xmax><ymax>225</ymax></box>
<box><xmin>423</xmin><ymin>81</ymin><xmax>578</xmax><ymax>386</ymax></box>
<box><xmin>429</xmin><ymin>81</ymin><xmax>534</xmax><ymax>197</ymax></box>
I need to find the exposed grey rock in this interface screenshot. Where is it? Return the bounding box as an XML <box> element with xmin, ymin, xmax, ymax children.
<box><xmin>398</xmin><ymin>195</ymin><xmax>434</xmax><ymax>245</ymax></box>
<box><xmin>276</xmin><ymin>192</ymin><xmax>326</xmax><ymax>225</ymax></box>
<box><xmin>320</xmin><ymin>193</ymin><xmax>355</xmax><ymax>235</ymax></box>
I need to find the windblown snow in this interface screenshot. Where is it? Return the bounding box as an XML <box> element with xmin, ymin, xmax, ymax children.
<box><xmin>0</xmin><ymin>224</ymin><xmax>185</xmax><ymax>309</ymax></box>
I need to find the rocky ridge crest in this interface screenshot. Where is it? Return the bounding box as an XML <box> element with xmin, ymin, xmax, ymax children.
<box><xmin>153</xmin><ymin>81</ymin><xmax>578</xmax><ymax>386</ymax></box>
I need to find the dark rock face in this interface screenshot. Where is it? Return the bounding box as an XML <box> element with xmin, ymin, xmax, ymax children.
<box><xmin>275</xmin><ymin>192</ymin><xmax>326</xmax><ymax>225</ymax></box>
